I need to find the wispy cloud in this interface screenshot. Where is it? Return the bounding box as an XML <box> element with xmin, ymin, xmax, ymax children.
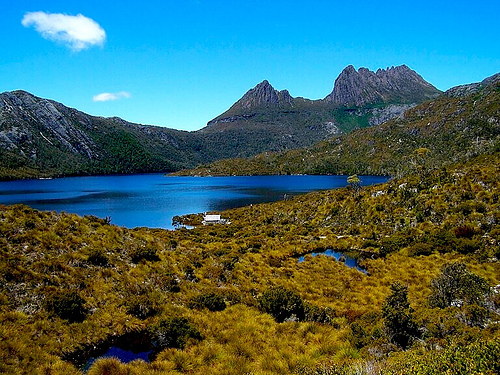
<box><xmin>93</xmin><ymin>92</ymin><xmax>132</xmax><ymax>102</ymax></box>
<box><xmin>22</xmin><ymin>11</ymin><xmax>106</xmax><ymax>51</ymax></box>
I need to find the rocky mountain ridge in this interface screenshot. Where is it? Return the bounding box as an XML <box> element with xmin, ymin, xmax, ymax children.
<box><xmin>1</xmin><ymin>64</ymin><xmax>444</xmax><ymax>179</ymax></box>
<box><xmin>175</xmin><ymin>71</ymin><xmax>500</xmax><ymax>177</ymax></box>
<box><xmin>230</xmin><ymin>80</ymin><xmax>294</xmax><ymax>110</ymax></box>
<box><xmin>205</xmin><ymin>65</ymin><xmax>440</xmax><ymax>132</ymax></box>
<box><xmin>324</xmin><ymin>65</ymin><xmax>441</xmax><ymax>107</ymax></box>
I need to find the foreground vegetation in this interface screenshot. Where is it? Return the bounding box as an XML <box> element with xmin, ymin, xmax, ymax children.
<box><xmin>1</xmin><ymin>151</ymin><xmax>500</xmax><ymax>374</ymax></box>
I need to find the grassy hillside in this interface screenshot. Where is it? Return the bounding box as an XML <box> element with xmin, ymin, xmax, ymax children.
<box><xmin>176</xmin><ymin>74</ymin><xmax>500</xmax><ymax>177</ymax></box>
<box><xmin>1</xmin><ymin>152</ymin><xmax>499</xmax><ymax>374</ymax></box>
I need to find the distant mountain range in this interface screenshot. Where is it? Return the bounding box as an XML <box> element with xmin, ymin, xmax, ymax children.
<box><xmin>201</xmin><ymin>65</ymin><xmax>441</xmax><ymax>156</ymax></box>
<box><xmin>0</xmin><ymin>65</ymin><xmax>442</xmax><ymax>179</ymax></box>
<box><xmin>177</xmin><ymin>72</ymin><xmax>500</xmax><ymax>177</ymax></box>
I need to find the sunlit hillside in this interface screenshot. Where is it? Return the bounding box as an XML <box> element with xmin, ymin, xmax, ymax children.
<box><xmin>1</xmin><ymin>152</ymin><xmax>499</xmax><ymax>374</ymax></box>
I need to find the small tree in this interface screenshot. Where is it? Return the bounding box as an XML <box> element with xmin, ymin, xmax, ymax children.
<box><xmin>347</xmin><ymin>175</ymin><xmax>362</xmax><ymax>194</ymax></box>
<box><xmin>428</xmin><ymin>262</ymin><xmax>490</xmax><ymax>308</ymax></box>
<box><xmin>382</xmin><ymin>282</ymin><xmax>419</xmax><ymax>349</ymax></box>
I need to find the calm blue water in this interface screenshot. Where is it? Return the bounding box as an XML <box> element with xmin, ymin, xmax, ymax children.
<box><xmin>0</xmin><ymin>174</ymin><xmax>388</xmax><ymax>229</ymax></box>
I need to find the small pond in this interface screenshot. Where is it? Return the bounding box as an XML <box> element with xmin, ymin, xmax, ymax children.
<box><xmin>66</xmin><ymin>331</ymin><xmax>154</xmax><ymax>371</ymax></box>
<box><xmin>298</xmin><ymin>249</ymin><xmax>367</xmax><ymax>274</ymax></box>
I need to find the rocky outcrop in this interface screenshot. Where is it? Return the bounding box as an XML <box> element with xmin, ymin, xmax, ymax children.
<box><xmin>324</xmin><ymin>65</ymin><xmax>441</xmax><ymax>107</ymax></box>
<box><xmin>204</xmin><ymin>80</ymin><xmax>296</xmax><ymax>128</ymax></box>
<box><xmin>445</xmin><ymin>72</ymin><xmax>500</xmax><ymax>98</ymax></box>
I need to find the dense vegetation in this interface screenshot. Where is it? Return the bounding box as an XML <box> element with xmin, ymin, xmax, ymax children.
<box><xmin>176</xmin><ymin>74</ymin><xmax>500</xmax><ymax>177</ymax></box>
<box><xmin>1</xmin><ymin>151</ymin><xmax>499</xmax><ymax>374</ymax></box>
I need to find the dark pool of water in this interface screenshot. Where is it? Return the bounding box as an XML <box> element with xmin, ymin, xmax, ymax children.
<box><xmin>65</xmin><ymin>331</ymin><xmax>154</xmax><ymax>371</ymax></box>
<box><xmin>84</xmin><ymin>346</ymin><xmax>151</xmax><ymax>369</ymax></box>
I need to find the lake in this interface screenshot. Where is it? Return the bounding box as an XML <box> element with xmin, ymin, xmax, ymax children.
<box><xmin>0</xmin><ymin>174</ymin><xmax>388</xmax><ymax>229</ymax></box>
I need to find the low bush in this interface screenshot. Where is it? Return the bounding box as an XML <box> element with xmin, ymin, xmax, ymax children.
<box><xmin>125</xmin><ymin>293</ymin><xmax>161</xmax><ymax>319</ymax></box>
<box><xmin>129</xmin><ymin>246</ymin><xmax>160</xmax><ymax>263</ymax></box>
<box><xmin>408</xmin><ymin>242</ymin><xmax>433</xmax><ymax>257</ymax></box>
<box><xmin>259</xmin><ymin>286</ymin><xmax>305</xmax><ymax>323</ymax></box>
<box><xmin>428</xmin><ymin>262</ymin><xmax>491</xmax><ymax>309</ymax></box>
<box><xmin>304</xmin><ymin>302</ymin><xmax>335</xmax><ymax>324</ymax></box>
<box><xmin>379</xmin><ymin>235</ymin><xmax>407</xmax><ymax>257</ymax></box>
<box><xmin>188</xmin><ymin>292</ymin><xmax>226</xmax><ymax>311</ymax></box>
<box><xmin>156</xmin><ymin>273</ymin><xmax>181</xmax><ymax>293</ymax></box>
<box><xmin>153</xmin><ymin>317</ymin><xmax>202</xmax><ymax>350</ymax></box>
<box><xmin>87</xmin><ymin>248</ymin><xmax>109</xmax><ymax>267</ymax></box>
<box><xmin>44</xmin><ymin>290</ymin><xmax>87</xmax><ymax>323</ymax></box>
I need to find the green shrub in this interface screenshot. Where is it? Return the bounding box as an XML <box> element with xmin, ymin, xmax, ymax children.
<box><xmin>382</xmin><ymin>282</ymin><xmax>420</xmax><ymax>349</ymax></box>
<box><xmin>454</xmin><ymin>238</ymin><xmax>481</xmax><ymax>255</ymax></box>
<box><xmin>408</xmin><ymin>242</ymin><xmax>433</xmax><ymax>257</ymax></box>
<box><xmin>188</xmin><ymin>292</ymin><xmax>226</xmax><ymax>311</ymax></box>
<box><xmin>87</xmin><ymin>248</ymin><xmax>109</xmax><ymax>267</ymax></box>
<box><xmin>304</xmin><ymin>302</ymin><xmax>335</xmax><ymax>324</ymax></box>
<box><xmin>125</xmin><ymin>293</ymin><xmax>160</xmax><ymax>319</ymax></box>
<box><xmin>129</xmin><ymin>246</ymin><xmax>160</xmax><ymax>263</ymax></box>
<box><xmin>349</xmin><ymin>322</ymin><xmax>369</xmax><ymax>349</ymax></box>
<box><xmin>44</xmin><ymin>290</ymin><xmax>87</xmax><ymax>323</ymax></box>
<box><xmin>428</xmin><ymin>262</ymin><xmax>491</xmax><ymax>309</ymax></box>
<box><xmin>152</xmin><ymin>317</ymin><xmax>202</xmax><ymax>350</ymax></box>
<box><xmin>380</xmin><ymin>235</ymin><xmax>407</xmax><ymax>257</ymax></box>
<box><xmin>259</xmin><ymin>286</ymin><xmax>305</xmax><ymax>323</ymax></box>
<box><xmin>460</xmin><ymin>304</ymin><xmax>490</xmax><ymax>328</ymax></box>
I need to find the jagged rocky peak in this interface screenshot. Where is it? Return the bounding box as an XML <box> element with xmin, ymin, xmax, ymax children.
<box><xmin>205</xmin><ymin>80</ymin><xmax>295</xmax><ymax>127</ymax></box>
<box><xmin>325</xmin><ymin>65</ymin><xmax>441</xmax><ymax>107</ymax></box>
<box><xmin>231</xmin><ymin>80</ymin><xmax>294</xmax><ymax>111</ymax></box>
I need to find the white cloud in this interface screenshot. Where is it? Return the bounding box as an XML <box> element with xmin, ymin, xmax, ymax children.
<box><xmin>22</xmin><ymin>11</ymin><xmax>106</xmax><ymax>51</ymax></box>
<box><xmin>93</xmin><ymin>92</ymin><xmax>132</xmax><ymax>102</ymax></box>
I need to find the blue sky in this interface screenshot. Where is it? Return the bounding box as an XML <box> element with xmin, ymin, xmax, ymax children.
<box><xmin>3</xmin><ymin>0</ymin><xmax>500</xmax><ymax>131</ymax></box>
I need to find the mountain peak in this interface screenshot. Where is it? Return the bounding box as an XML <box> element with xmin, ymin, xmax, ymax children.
<box><xmin>208</xmin><ymin>80</ymin><xmax>294</xmax><ymax>125</ymax></box>
<box><xmin>325</xmin><ymin>65</ymin><xmax>441</xmax><ymax>107</ymax></box>
<box><xmin>234</xmin><ymin>80</ymin><xmax>294</xmax><ymax>111</ymax></box>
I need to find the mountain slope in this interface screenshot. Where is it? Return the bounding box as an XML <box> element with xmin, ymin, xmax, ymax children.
<box><xmin>0</xmin><ymin>91</ymin><xmax>208</xmax><ymax>179</ymax></box>
<box><xmin>175</xmin><ymin>72</ymin><xmax>500</xmax><ymax>177</ymax></box>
